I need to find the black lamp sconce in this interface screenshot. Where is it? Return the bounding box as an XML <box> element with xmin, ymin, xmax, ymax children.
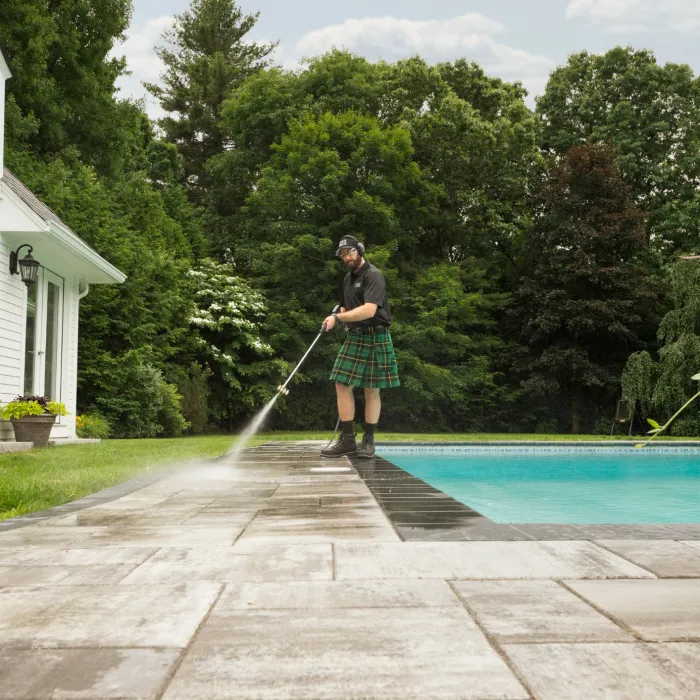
<box><xmin>9</xmin><ymin>244</ymin><xmax>41</xmax><ymax>286</ymax></box>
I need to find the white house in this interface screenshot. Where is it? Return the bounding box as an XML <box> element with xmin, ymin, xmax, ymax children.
<box><xmin>0</xmin><ymin>47</ymin><xmax>126</xmax><ymax>443</ymax></box>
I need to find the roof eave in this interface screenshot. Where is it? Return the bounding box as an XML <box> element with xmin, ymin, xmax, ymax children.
<box><xmin>0</xmin><ymin>50</ymin><xmax>12</xmax><ymax>80</ymax></box>
<box><xmin>48</xmin><ymin>220</ymin><xmax>127</xmax><ymax>284</ymax></box>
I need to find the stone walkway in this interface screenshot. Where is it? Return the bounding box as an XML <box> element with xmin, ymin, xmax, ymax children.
<box><xmin>0</xmin><ymin>443</ymin><xmax>699</xmax><ymax>699</ymax></box>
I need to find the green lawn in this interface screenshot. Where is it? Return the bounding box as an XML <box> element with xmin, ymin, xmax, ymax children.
<box><xmin>0</xmin><ymin>435</ymin><xmax>237</xmax><ymax>522</ymax></box>
<box><xmin>0</xmin><ymin>431</ymin><xmax>695</xmax><ymax>522</ymax></box>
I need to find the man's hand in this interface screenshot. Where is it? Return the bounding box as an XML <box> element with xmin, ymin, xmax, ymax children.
<box><xmin>322</xmin><ymin>315</ymin><xmax>337</xmax><ymax>332</ymax></box>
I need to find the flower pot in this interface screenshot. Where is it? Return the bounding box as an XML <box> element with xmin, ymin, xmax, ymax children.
<box><xmin>11</xmin><ymin>414</ymin><xmax>57</xmax><ymax>448</ymax></box>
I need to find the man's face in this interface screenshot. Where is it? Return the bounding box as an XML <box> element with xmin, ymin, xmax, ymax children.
<box><xmin>339</xmin><ymin>247</ymin><xmax>362</xmax><ymax>271</ymax></box>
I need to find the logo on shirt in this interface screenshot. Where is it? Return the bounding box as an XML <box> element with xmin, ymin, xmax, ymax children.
<box><xmin>355</xmin><ymin>282</ymin><xmax>361</xmax><ymax>288</ymax></box>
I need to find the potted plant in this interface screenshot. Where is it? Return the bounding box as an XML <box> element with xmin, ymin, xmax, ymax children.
<box><xmin>0</xmin><ymin>395</ymin><xmax>69</xmax><ymax>448</ymax></box>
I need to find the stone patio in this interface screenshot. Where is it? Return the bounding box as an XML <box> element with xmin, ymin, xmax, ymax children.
<box><xmin>0</xmin><ymin>442</ymin><xmax>699</xmax><ymax>699</ymax></box>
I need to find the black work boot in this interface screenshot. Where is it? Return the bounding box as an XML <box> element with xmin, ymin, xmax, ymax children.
<box><xmin>320</xmin><ymin>432</ymin><xmax>357</xmax><ymax>458</ymax></box>
<box><xmin>357</xmin><ymin>433</ymin><xmax>375</xmax><ymax>459</ymax></box>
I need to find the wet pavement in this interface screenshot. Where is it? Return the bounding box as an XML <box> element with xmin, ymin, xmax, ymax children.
<box><xmin>0</xmin><ymin>442</ymin><xmax>699</xmax><ymax>699</ymax></box>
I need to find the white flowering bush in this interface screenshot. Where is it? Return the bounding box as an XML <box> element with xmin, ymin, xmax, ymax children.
<box><xmin>187</xmin><ymin>259</ymin><xmax>284</xmax><ymax>419</ymax></box>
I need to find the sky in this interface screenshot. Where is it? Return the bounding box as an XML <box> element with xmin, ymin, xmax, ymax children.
<box><xmin>114</xmin><ymin>0</ymin><xmax>700</xmax><ymax>118</ymax></box>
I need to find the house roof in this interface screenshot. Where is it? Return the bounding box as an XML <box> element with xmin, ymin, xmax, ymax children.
<box><xmin>0</xmin><ymin>49</ymin><xmax>10</xmax><ymax>80</ymax></box>
<box><xmin>3</xmin><ymin>168</ymin><xmax>68</xmax><ymax>230</ymax></box>
<box><xmin>1</xmin><ymin>167</ymin><xmax>126</xmax><ymax>284</ymax></box>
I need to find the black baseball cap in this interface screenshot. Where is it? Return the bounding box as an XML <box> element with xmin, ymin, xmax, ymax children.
<box><xmin>335</xmin><ymin>235</ymin><xmax>360</xmax><ymax>257</ymax></box>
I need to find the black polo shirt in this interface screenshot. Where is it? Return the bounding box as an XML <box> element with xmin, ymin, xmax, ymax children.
<box><xmin>341</xmin><ymin>261</ymin><xmax>392</xmax><ymax>328</ymax></box>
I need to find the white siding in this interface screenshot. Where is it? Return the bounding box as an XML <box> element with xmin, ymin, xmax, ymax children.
<box><xmin>0</xmin><ymin>236</ymin><xmax>26</xmax><ymax>439</ymax></box>
<box><xmin>52</xmin><ymin>276</ymin><xmax>78</xmax><ymax>439</ymax></box>
<box><xmin>0</xmin><ymin>238</ymin><xmax>79</xmax><ymax>440</ymax></box>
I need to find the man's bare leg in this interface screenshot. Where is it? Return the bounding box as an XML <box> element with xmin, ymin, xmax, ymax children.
<box><xmin>364</xmin><ymin>388</ymin><xmax>381</xmax><ymax>424</ymax></box>
<box><xmin>336</xmin><ymin>383</ymin><xmax>355</xmax><ymax>421</ymax></box>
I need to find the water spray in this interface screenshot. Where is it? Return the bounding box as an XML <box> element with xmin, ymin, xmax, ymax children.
<box><xmin>276</xmin><ymin>304</ymin><xmax>340</xmax><ymax>398</ymax></box>
<box><xmin>229</xmin><ymin>305</ymin><xmax>342</xmax><ymax>460</ymax></box>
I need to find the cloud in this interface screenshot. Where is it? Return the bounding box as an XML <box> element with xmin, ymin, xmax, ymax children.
<box><xmin>112</xmin><ymin>12</ymin><xmax>555</xmax><ymax>118</ymax></box>
<box><xmin>285</xmin><ymin>14</ymin><xmax>555</xmax><ymax>105</ymax></box>
<box><xmin>296</xmin><ymin>14</ymin><xmax>505</xmax><ymax>56</ymax></box>
<box><xmin>566</xmin><ymin>0</ymin><xmax>700</xmax><ymax>34</ymax></box>
<box><xmin>111</xmin><ymin>16</ymin><xmax>175</xmax><ymax>119</ymax></box>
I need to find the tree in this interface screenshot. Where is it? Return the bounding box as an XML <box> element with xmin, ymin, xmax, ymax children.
<box><xmin>382</xmin><ymin>255</ymin><xmax>516</xmax><ymax>432</ymax></box>
<box><xmin>0</xmin><ymin>0</ymin><xmax>138</xmax><ymax>175</ymax></box>
<box><xmin>206</xmin><ymin>52</ymin><xmax>543</xmax><ymax>430</ymax></box>
<box><xmin>4</xmin><ymin>150</ymin><xmax>203</xmax><ymax>419</ymax></box>
<box><xmin>513</xmin><ymin>142</ymin><xmax>658</xmax><ymax>433</ymax></box>
<box><xmin>211</xmin><ymin>52</ymin><xmax>540</xmax><ymax>264</ymax></box>
<box><xmin>622</xmin><ymin>260</ymin><xmax>700</xmax><ymax>435</ymax></box>
<box><xmin>145</xmin><ymin>0</ymin><xmax>277</xmax><ymax>199</ymax></box>
<box><xmin>537</xmin><ymin>47</ymin><xmax>700</xmax><ymax>257</ymax></box>
<box><xmin>187</xmin><ymin>259</ymin><xmax>285</xmax><ymax>428</ymax></box>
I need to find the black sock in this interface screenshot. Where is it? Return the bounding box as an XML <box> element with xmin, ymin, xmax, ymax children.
<box><xmin>365</xmin><ymin>423</ymin><xmax>377</xmax><ymax>436</ymax></box>
<box><xmin>341</xmin><ymin>420</ymin><xmax>354</xmax><ymax>435</ymax></box>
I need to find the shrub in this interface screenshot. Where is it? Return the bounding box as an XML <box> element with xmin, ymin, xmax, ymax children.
<box><xmin>174</xmin><ymin>362</ymin><xmax>212</xmax><ymax>434</ymax></box>
<box><xmin>670</xmin><ymin>416</ymin><xmax>700</xmax><ymax>437</ymax></box>
<box><xmin>75</xmin><ymin>412</ymin><xmax>112</xmax><ymax>439</ymax></box>
<box><xmin>157</xmin><ymin>382</ymin><xmax>190</xmax><ymax>438</ymax></box>
<box><xmin>94</xmin><ymin>351</ymin><xmax>189</xmax><ymax>438</ymax></box>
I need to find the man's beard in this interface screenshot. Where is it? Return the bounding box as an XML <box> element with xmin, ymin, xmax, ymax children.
<box><xmin>347</xmin><ymin>258</ymin><xmax>362</xmax><ymax>272</ymax></box>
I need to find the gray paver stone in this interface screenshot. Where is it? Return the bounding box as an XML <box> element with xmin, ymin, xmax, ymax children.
<box><xmin>565</xmin><ymin>579</ymin><xmax>700</xmax><ymax>641</ymax></box>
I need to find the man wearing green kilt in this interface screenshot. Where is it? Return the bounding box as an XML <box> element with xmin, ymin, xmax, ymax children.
<box><xmin>321</xmin><ymin>235</ymin><xmax>400</xmax><ymax>459</ymax></box>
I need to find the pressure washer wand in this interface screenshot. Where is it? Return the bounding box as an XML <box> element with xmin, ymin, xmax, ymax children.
<box><xmin>276</xmin><ymin>305</ymin><xmax>340</xmax><ymax>397</ymax></box>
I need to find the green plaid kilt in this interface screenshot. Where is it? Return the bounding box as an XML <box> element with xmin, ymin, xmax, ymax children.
<box><xmin>329</xmin><ymin>325</ymin><xmax>400</xmax><ymax>389</ymax></box>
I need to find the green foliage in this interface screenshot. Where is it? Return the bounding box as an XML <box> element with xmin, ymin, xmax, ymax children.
<box><xmin>1</xmin><ymin>401</ymin><xmax>44</xmax><ymax>420</ymax></box>
<box><xmin>76</xmin><ymin>413</ymin><xmax>112</xmax><ymax>440</ymax></box>
<box><xmin>384</xmin><ymin>257</ymin><xmax>516</xmax><ymax>431</ymax></box>
<box><xmin>157</xmin><ymin>382</ymin><xmax>192</xmax><ymax>438</ymax></box>
<box><xmin>621</xmin><ymin>351</ymin><xmax>656</xmax><ymax>418</ymax></box>
<box><xmin>7</xmin><ymin>1</ymin><xmax>700</xmax><ymax>437</ymax></box>
<box><xmin>173</xmin><ymin>363</ymin><xmax>213</xmax><ymax>434</ymax></box>
<box><xmin>3</xmin><ymin>150</ymin><xmax>205</xmax><ymax>419</ymax></box>
<box><xmin>145</xmin><ymin>0</ymin><xmax>276</xmax><ymax>199</ymax></box>
<box><xmin>537</xmin><ymin>46</ymin><xmax>700</xmax><ymax>256</ymax></box>
<box><xmin>211</xmin><ymin>52</ymin><xmax>546</xmax><ymax>432</ymax></box>
<box><xmin>0</xmin><ymin>0</ymin><xmax>139</xmax><ymax>175</ymax></box>
<box><xmin>0</xmin><ymin>396</ymin><xmax>68</xmax><ymax>420</ymax></box>
<box><xmin>623</xmin><ymin>261</ymin><xmax>700</xmax><ymax>437</ymax></box>
<box><xmin>91</xmin><ymin>351</ymin><xmax>189</xmax><ymax>439</ymax></box>
<box><xmin>513</xmin><ymin>142</ymin><xmax>658</xmax><ymax>433</ymax></box>
<box><xmin>187</xmin><ymin>259</ymin><xmax>283</xmax><ymax>426</ymax></box>
<box><xmin>635</xmin><ymin>384</ymin><xmax>700</xmax><ymax>446</ymax></box>
<box><xmin>47</xmin><ymin>402</ymin><xmax>69</xmax><ymax>417</ymax></box>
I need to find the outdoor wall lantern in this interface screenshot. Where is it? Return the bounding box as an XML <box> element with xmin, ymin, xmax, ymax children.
<box><xmin>9</xmin><ymin>244</ymin><xmax>41</xmax><ymax>286</ymax></box>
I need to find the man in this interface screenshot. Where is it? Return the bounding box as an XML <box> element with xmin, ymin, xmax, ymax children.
<box><xmin>321</xmin><ymin>235</ymin><xmax>400</xmax><ymax>459</ymax></box>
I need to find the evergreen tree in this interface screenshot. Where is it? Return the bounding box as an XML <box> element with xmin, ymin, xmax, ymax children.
<box><xmin>145</xmin><ymin>0</ymin><xmax>277</xmax><ymax>200</ymax></box>
<box><xmin>513</xmin><ymin>142</ymin><xmax>658</xmax><ymax>433</ymax></box>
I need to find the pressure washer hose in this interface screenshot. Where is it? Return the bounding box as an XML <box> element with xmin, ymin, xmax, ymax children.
<box><xmin>324</xmin><ymin>415</ymin><xmax>342</xmax><ymax>449</ymax></box>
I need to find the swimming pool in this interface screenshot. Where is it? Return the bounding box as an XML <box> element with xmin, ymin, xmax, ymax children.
<box><xmin>376</xmin><ymin>447</ymin><xmax>700</xmax><ymax>524</ymax></box>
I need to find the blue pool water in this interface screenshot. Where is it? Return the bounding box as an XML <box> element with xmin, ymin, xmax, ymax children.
<box><xmin>376</xmin><ymin>448</ymin><xmax>700</xmax><ymax>524</ymax></box>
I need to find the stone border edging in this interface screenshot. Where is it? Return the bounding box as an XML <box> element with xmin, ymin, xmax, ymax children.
<box><xmin>376</xmin><ymin>440</ymin><xmax>700</xmax><ymax>447</ymax></box>
<box><xmin>0</xmin><ymin>465</ymin><xmax>184</xmax><ymax>532</ymax></box>
<box><xmin>357</xmin><ymin>450</ymin><xmax>700</xmax><ymax>541</ymax></box>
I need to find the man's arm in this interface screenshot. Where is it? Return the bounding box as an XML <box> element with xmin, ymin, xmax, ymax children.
<box><xmin>336</xmin><ymin>303</ymin><xmax>377</xmax><ymax>323</ymax></box>
<box><xmin>323</xmin><ymin>303</ymin><xmax>376</xmax><ymax>331</ymax></box>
